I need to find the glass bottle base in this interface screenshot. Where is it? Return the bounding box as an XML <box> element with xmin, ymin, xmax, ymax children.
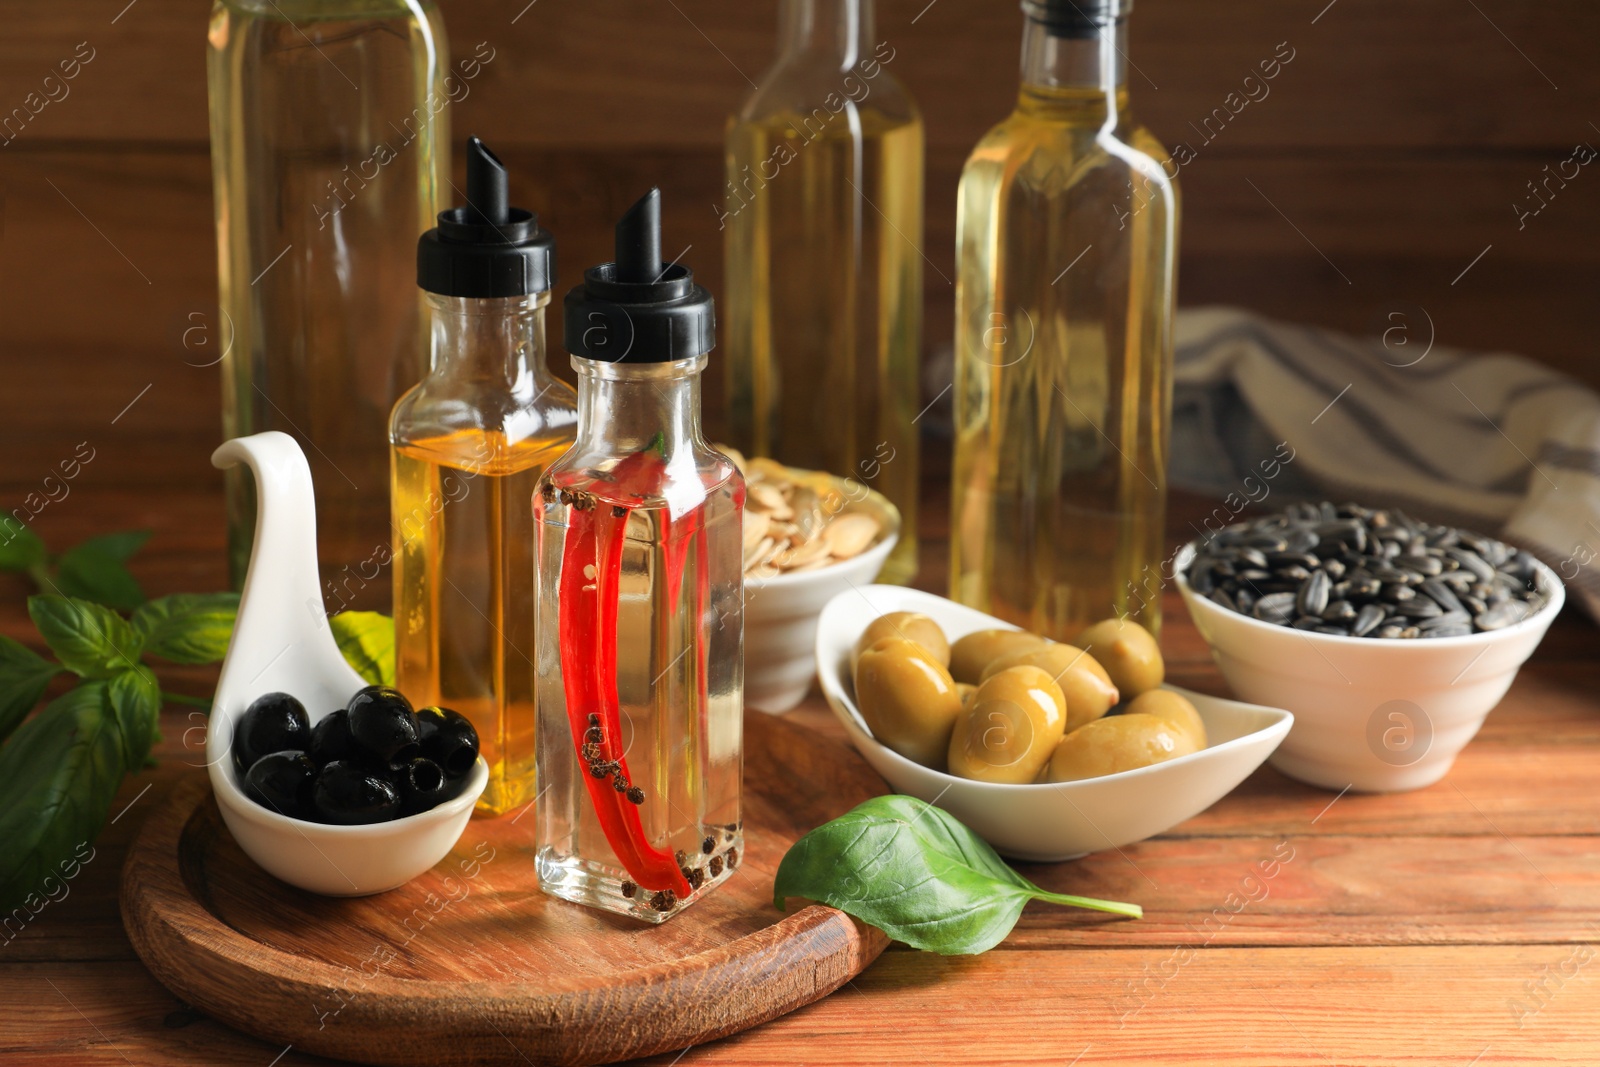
<box><xmin>535</xmin><ymin>832</ymin><xmax>745</xmax><ymax>924</ymax></box>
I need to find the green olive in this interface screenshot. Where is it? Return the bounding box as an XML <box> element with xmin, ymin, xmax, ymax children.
<box><xmin>1045</xmin><ymin>713</ymin><xmax>1201</xmax><ymax>783</ymax></box>
<box><xmin>1071</xmin><ymin>617</ymin><xmax>1164</xmax><ymax>698</ymax></box>
<box><xmin>853</xmin><ymin>611</ymin><xmax>951</xmax><ymax>671</ymax></box>
<box><xmin>955</xmin><ymin>682</ymin><xmax>978</xmax><ymax>710</ymax></box>
<box><xmin>854</xmin><ymin>638</ymin><xmax>964</xmax><ymax>769</ymax></box>
<box><xmin>947</xmin><ymin>666</ymin><xmax>1067</xmax><ymax>784</ymax></box>
<box><xmin>948</xmin><ymin>629</ymin><xmax>1050</xmax><ymax>685</ymax></box>
<box><xmin>1124</xmin><ymin>689</ymin><xmax>1207</xmax><ymax>750</ymax></box>
<box><xmin>980</xmin><ymin>644</ymin><xmax>1119</xmax><ymax>731</ymax></box>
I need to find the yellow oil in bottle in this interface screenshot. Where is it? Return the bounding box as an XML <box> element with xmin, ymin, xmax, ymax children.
<box><xmin>723</xmin><ymin>104</ymin><xmax>924</xmax><ymax>585</ymax></box>
<box><xmin>393</xmin><ymin>429</ymin><xmax>571</xmax><ymax>815</ymax></box>
<box><xmin>951</xmin><ymin>14</ymin><xmax>1177</xmax><ymax>640</ymax></box>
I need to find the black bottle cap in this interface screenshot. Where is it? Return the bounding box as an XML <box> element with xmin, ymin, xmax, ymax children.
<box><xmin>417</xmin><ymin>136</ymin><xmax>554</xmax><ymax>298</ymax></box>
<box><xmin>1022</xmin><ymin>0</ymin><xmax>1127</xmax><ymax>37</ymax></box>
<box><xmin>563</xmin><ymin>188</ymin><xmax>715</xmax><ymax>364</ymax></box>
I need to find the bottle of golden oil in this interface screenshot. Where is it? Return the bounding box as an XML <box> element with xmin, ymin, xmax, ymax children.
<box><xmin>390</xmin><ymin>138</ymin><xmax>578</xmax><ymax>816</ymax></box>
<box><xmin>722</xmin><ymin>0</ymin><xmax>923</xmax><ymax>584</ymax></box>
<box><xmin>951</xmin><ymin>0</ymin><xmax>1178</xmax><ymax>640</ymax></box>
<box><xmin>208</xmin><ymin>0</ymin><xmax>450</xmax><ymax>604</ymax></box>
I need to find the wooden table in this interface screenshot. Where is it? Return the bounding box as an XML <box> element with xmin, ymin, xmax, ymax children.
<box><xmin>3</xmin><ymin>490</ymin><xmax>1598</xmax><ymax>1067</ymax></box>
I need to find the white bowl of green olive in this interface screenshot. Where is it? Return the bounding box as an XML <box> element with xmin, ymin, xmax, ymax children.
<box><xmin>815</xmin><ymin>587</ymin><xmax>1293</xmax><ymax>862</ymax></box>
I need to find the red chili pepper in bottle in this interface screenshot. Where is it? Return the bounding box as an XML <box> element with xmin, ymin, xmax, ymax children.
<box><xmin>535</xmin><ymin>189</ymin><xmax>744</xmax><ymax>921</ymax></box>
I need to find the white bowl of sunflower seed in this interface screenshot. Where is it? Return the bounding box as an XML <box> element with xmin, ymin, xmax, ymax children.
<box><xmin>728</xmin><ymin>452</ymin><xmax>901</xmax><ymax>713</ymax></box>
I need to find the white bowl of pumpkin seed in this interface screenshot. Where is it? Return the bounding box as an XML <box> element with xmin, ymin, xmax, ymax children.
<box><xmin>730</xmin><ymin>453</ymin><xmax>900</xmax><ymax>714</ymax></box>
<box><xmin>815</xmin><ymin>587</ymin><xmax>1293</xmax><ymax>862</ymax></box>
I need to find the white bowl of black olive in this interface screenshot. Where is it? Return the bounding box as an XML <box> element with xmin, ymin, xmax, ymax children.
<box><xmin>212</xmin><ymin>683</ymin><xmax>488</xmax><ymax>896</ymax></box>
<box><xmin>1176</xmin><ymin>501</ymin><xmax>1564</xmax><ymax>793</ymax></box>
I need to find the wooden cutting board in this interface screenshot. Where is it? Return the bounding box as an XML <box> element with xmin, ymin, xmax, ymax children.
<box><xmin>120</xmin><ymin>710</ymin><xmax>891</xmax><ymax>1067</ymax></box>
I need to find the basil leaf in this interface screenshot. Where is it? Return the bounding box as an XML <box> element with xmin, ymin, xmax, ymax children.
<box><xmin>108</xmin><ymin>665</ymin><xmax>161</xmax><ymax>767</ymax></box>
<box><xmin>55</xmin><ymin>541</ymin><xmax>147</xmax><ymax>612</ymax></box>
<box><xmin>0</xmin><ymin>635</ymin><xmax>61</xmax><ymax>744</ymax></box>
<box><xmin>329</xmin><ymin>611</ymin><xmax>395</xmax><ymax>687</ymax></box>
<box><xmin>773</xmin><ymin>795</ymin><xmax>1142</xmax><ymax>955</ymax></box>
<box><xmin>66</xmin><ymin>530</ymin><xmax>150</xmax><ymax>563</ymax></box>
<box><xmin>0</xmin><ymin>682</ymin><xmax>124</xmax><ymax>913</ymax></box>
<box><xmin>132</xmin><ymin>593</ymin><xmax>239</xmax><ymax>664</ymax></box>
<box><xmin>0</xmin><ymin>517</ymin><xmax>45</xmax><ymax>572</ymax></box>
<box><xmin>27</xmin><ymin>595</ymin><xmax>143</xmax><ymax>679</ymax></box>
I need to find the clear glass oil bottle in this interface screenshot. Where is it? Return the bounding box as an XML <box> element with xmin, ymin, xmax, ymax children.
<box><xmin>951</xmin><ymin>0</ymin><xmax>1178</xmax><ymax>639</ymax></box>
<box><xmin>723</xmin><ymin>0</ymin><xmax>923</xmax><ymax>584</ymax></box>
<box><xmin>537</xmin><ymin>191</ymin><xmax>744</xmax><ymax>923</ymax></box>
<box><xmin>391</xmin><ymin>139</ymin><xmax>577</xmax><ymax>816</ymax></box>
<box><xmin>209</xmin><ymin>0</ymin><xmax>449</xmax><ymax>605</ymax></box>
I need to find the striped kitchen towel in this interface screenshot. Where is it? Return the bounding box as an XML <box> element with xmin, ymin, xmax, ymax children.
<box><xmin>1170</xmin><ymin>306</ymin><xmax>1600</xmax><ymax>623</ymax></box>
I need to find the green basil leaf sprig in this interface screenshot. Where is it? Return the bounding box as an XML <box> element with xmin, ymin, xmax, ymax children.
<box><xmin>774</xmin><ymin>795</ymin><xmax>1142</xmax><ymax>955</ymax></box>
<box><xmin>0</xmin><ymin>550</ymin><xmax>398</xmax><ymax>914</ymax></box>
<box><xmin>329</xmin><ymin>611</ymin><xmax>396</xmax><ymax>687</ymax></box>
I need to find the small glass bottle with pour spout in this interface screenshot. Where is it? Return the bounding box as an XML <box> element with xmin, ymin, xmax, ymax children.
<box><xmin>390</xmin><ymin>137</ymin><xmax>578</xmax><ymax>816</ymax></box>
<box><xmin>535</xmin><ymin>190</ymin><xmax>744</xmax><ymax>922</ymax></box>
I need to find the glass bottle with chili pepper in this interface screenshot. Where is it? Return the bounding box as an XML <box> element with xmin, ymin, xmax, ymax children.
<box><xmin>534</xmin><ymin>189</ymin><xmax>745</xmax><ymax>922</ymax></box>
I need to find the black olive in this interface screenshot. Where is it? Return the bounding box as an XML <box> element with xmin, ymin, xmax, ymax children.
<box><xmin>243</xmin><ymin>750</ymin><xmax>317</xmax><ymax>819</ymax></box>
<box><xmin>312</xmin><ymin>760</ymin><xmax>402</xmax><ymax>825</ymax></box>
<box><xmin>346</xmin><ymin>685</ymin><xmax>420</xmax><ymax>763</ymax></box>
<box><xmin>396</xmin><ymin>756</ymin><xmax>453</xmax><ymax>816</ymax></box>
<box><xmin>415</xmin><ymin>705</ymin><xmax>480</xmax><ymax>779</ymax></box>
<box><xmin>308</xmin><ymin>708</ymin><xmax>356</xmax><ymax>766</ymax></box>
<box><xmin>232</xmin><ymin>692</ymin><xmax>311</xmax><ymax>775</ymax></box>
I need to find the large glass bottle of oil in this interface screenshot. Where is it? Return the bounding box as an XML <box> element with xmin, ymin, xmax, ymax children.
<box><xmin>723</xmin><ymin>0</ymin><xmax>923</xmax><ymax>584</ymax></box>
<box><xmin>951</xmin><ymin>0</ymin><xmax>1178</xmax><ymax>639</ymax></box>
<box><xmin>208</xmin><ymin>0</ymin><xmax>449</xmax><ymax>607</ymax></box>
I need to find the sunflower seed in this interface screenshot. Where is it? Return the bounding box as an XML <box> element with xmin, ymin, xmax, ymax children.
<box><xmin>1297</xmin><ymin>569</ymin><xmax>1332</xmax><ymax>616</ymax></box>
<box><xmin>1475</xmin><ymin>599</ymin><xmax>1531</xmax><ymax>630</ymax></box>
<box><xmin>1321</xmin><ymin>599</ymin><xmax>1357</xmax><ymax>623</ymax></box>
<box><xmin>1352</xmin><ymin>603</ymin><xmax>1388</xmax><ymax>636</ymax></box>
<box><xmin>1253</xmin><ymin>592</ymin><xmax>1298</xmax><ymax>624</ymax></box>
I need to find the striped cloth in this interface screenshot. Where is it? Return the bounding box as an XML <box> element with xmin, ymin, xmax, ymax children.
<box><xmin>1170</xmin><ymin>306</ymin><xmax>1600</xmax><ymax>622</ymax></box>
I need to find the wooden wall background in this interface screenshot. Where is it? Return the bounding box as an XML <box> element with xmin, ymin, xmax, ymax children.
<box><xmin>1</xmin><ymin>0</ymin><xmax>1596</xmax><ymax>540</ymax></box>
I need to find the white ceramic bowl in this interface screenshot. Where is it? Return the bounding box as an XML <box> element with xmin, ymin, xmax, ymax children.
<box><xmin>209</xmin><ymin>433</ymin><xmax>487</xmax><ymax>896</ymax></box>
<box><xmin>1174</xmin><ymin>541</ymin><xmax>1565</xmax><ymax>793</ymax></box>
<box><xmin>815</xmin><ymin>586</ymin><xmax>1293</xmax><ymax>861</ymax></box>
<box><xmin>743</xmin><ymin>481</ymin><xmax>900</xmax><ymax>713</ymax></box>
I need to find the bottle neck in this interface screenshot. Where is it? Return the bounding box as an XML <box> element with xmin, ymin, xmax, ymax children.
<box><xmin>778</xmin><ymin>0</ymin><xmax>872</xmax><ymax>67</ymax></box>
<box><xmin>1018</xmin><ymin>16</ymin><xmax>1128</xmax><ymax>114</ymax></box>
<box><xmin>571</xmin><ymin>355</ymin><xmax>706</xmax><ymax>458</ymax></box>
<box><xmin>427</xmin><ymin>293</ymin><xmax>553</xmax><ymax>398</ymax></box>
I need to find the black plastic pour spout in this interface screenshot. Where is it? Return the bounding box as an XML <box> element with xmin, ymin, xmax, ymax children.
<box><xmin>564</xmin><ymin>188</ymin><xmax>715</xmax><ymax>364</ymax></box>
<box><xmin>417</xmin><ymin>135</ymin><xmax>553</xmax><ymax>298</ymax></box>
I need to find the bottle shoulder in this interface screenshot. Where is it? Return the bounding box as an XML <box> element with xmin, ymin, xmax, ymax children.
<box><xmin>732</xmin><ymin>51</ymin><xmax>919</xmax><ymax>131</ymax></box>
<box><xmin>390</xmin><ymin>376</ymin><xmax>579</xmax><ymax>458</ymax></box>
<box><xmin>545</xmin><ymin>440</ymin><xmax>743</xmax><ymax>517</ymax></box>
<box><xmin>959</xmin><ymin>110</ymin><xmax>1178</xmax><ymax>212</ymax></box>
